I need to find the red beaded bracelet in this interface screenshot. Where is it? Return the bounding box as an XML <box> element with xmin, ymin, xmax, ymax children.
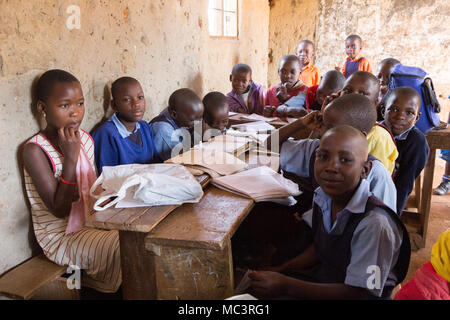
<box><xmin>60</xmin><ymin>176</ymin><xmax>77</xmax><ymax>186</ymax></box>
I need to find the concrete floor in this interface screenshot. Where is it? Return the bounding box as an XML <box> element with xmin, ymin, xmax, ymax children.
<box><xmin>403</xmin><ymin>156</ymin><xmax>450</xmax><ymax>284</ymax></box>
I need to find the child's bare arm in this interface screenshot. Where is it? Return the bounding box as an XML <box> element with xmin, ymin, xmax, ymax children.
<box><xmin>265</xmin><ymin>111</ymin><xmax>320</xmax><ymax>151</ymax></box>
<box><xmin>23</xmin><ymin>128</ymin><xmax>80</xmax><ymax>218</ymax></box>
<box><xmin>249</xmin><ymin>271</ymin><xmax>367</xmax><ymax>300</ymax></box>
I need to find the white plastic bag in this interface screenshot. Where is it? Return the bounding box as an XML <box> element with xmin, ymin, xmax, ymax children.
<box><xmin>90</xmin><ymin>163</ymin><xmax>204</xmax><ymax>211</ymax></box>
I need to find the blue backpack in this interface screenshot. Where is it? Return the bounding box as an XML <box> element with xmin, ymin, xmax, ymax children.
<box><xmin>385</xmin><ymin>64</ymin><xmax>441</xmax><ymax>133</ymax></box>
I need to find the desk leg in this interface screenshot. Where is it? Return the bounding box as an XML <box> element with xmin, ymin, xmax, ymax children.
<box><xmin>148</xmin><ymin>239</ymin><xmax>234</xmax><ymax>300</ymax></box>
<box><xmin>419</xmin><ymin>148</ymin><xmax>436</xmax><ymax>249</ymax></box>
<box><xmin>119</xmin><ymin>231</ymin><xmax>157</xmax><ymax>300</ymax></box>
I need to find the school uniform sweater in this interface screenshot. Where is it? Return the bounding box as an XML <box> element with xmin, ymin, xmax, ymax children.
<box><xmin>384</xmin><ymin>124</ymin><xmax>430</xmax><ymax>214</ymax></box>
<box><xmin>91</xmin><ymin>114</ymin><xmax>159</xmax><ymax>174</ymax></box>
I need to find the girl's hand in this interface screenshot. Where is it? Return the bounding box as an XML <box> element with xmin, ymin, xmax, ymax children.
<box><xmin>275</xmin><ymin>105</ymin><xmax>289</xmax><ymax>117</ymax></box>
<box><xmin>58</xmin><ymin>127</ymin><xmax>81</xmax><ymax>163</ymax></box>
<box><xmin>249</xmin><ymin>271</ymin><xmax>287</xmax><ymax>298</ymax></box>
<box><xmin>287</xmin><ymin>107</ymin><xmax>307</xmax><ymax>118</ymax></box>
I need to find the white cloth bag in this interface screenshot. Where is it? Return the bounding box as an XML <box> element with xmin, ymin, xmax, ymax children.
<box><xmin>90</xmin><ymin>163</ymin><xmax>204</xmax><ymax>211</ymax></box>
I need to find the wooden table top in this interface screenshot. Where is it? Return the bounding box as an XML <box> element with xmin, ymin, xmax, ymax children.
<box><xmin>425</xmin><ymin>127</ymin><xmax>450</xmax><ymax>149</ymax></box>
<box><xmin>228</xmin><ymin>112</ymin><xmax>296</xmax><ymax>128</ymax></box>
<box><xmin>86</xmin><ymin>174</ymin><xmax>211</xmax><ymax>233</ymax></box>
<box><xmin>145</xmin><ymin>186</ymin><xmax>254</xmax><ymax>251</ymax></box>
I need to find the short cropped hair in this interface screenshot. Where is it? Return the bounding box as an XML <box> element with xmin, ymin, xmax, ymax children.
<box><xmin>346</xmin><ymin>34</ymin><xmax>362</xmax><ymax>44</ymax></box>
<box><xmin>111</xmin><ymin>77</ymin><xmax>140</xmax><ymax>101</ymax></box>
<box><xmin>35</xmin><ymin>69</ymin><xmax>79</xmax><ymax>103</ymax></box>
<box><xmin>298</xmin><ymin>40</ymin><xmax>314</xmax><ymax>49</ymax></box>
<box><xmin>380</xmin><ymin>58</ymin><xmax>401</xmax><ymax>68</ymax></box>
<box><xmin>384</xmin><ymin>86</ymin><xmax>421</xmax><ymax>110</ymax></box>
<box><xmin>321</xmin><ymin>70</ymin><xmax>346</xmax><ymax>90</ymax></box>
<box><xmin>325</xmin><ymin>93</ymin><xmax>377</xmax><ymax>134</ymax></box>
<box><xmin>231</xmin><ymin>63</ymin><xmax>252</xmax><ymax>76</ymax></box>
<box><xmin>280</xmin><ymin>54</ymin><xmax>302</xmax><ymax>68</ymax></box>
<box><xmin>202</xmin><ymin>92</ymin><xmax>228</xmax><ymax>122</ymax></box>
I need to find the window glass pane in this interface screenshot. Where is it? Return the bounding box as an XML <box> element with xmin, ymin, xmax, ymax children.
<box><xmin>223</xmin><ymin>11</ymin><xmax>237</xmax><ymax>37</ymax></box>
<box><xmin>209</xmin><ymin>0</ymin><xmax>223</xmax><ymax>10</ymax></box>
<box><xmin>224</xmin><ymin>0</ymin><xmax>237</xmax><ymax>12</ymax></box>
<box><xmin>208</xmin><ymin>8</ymin><xmax>222</xmax><ymax>36</ymax></box>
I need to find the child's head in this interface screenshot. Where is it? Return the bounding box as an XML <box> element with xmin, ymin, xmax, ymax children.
<box><xmin>168</xmin><ymin>88</ymin><xmax>204</xmax><ymax>130</ymax></box>
<box><xmin>230</xmin><ymin>63</ymin><xmax>252</xmax><ymax>95</ymax></box>
<box><xmin>341</xmin><ymin>71</ymin><xmax>380</xmax><ymax>105</ymax></box>
<box><xmin>376</xmin><ymin>58</ymin><xmax>401</xmax><ymax>95</ymax></box>
<box><xmin>278</xmin><ymin>55</ymin><xmax>302</xmax><ymax>89</ymax></box>
<box><xmin>314</xmin><ymin>125</ymin><xmax>371</xmax><ymax>198</ymax></box>
<box><xmin>345</xmin><ymin>34</ymin><xmax>363</xmax><ymax>60</ymax></box>
<box><xmin>382</xmin><ymin>86</ymin><xmax>421</xmax><ymax>136</ymax></box>
<box><xmin>35</xmin><ymin>69</ymin><xmax>84</xmax><ymax>131</ymax></box>
<box><xmin>296</xmin><ymin>40</ymin><xmax>315</xmax><ymax>67</ymax></box>
<box><xmin>202</xmin><ymin>91</ymin><xmax>229</xmax><ymax>132</ymax></box>
<box><xmin>316</xmin><ymin>70</ymin><xmax>346</xmax><ymax>106</ymax></box>
<box><xmin>320</xmin><ymin>93</ymin><xmax>377</xmax><ymax>137</ymax></box>
<box><xmin>111</xmin><ymin>77</ymin><xmax>145</xmax><ymax>125</ymax></box>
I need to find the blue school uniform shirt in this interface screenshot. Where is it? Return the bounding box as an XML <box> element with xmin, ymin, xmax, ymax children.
<box><xmin>91</xmin><ymin>113</ymin><xmax>158</xmax><ymax>174</ymax></box>
<box><xmin>311</xmin><ymin>179</ymin><xmax>403</xmax><ymax>297</ymax></box>
<box><xmin>280</xmin><ymin>138</ymin><xmax>397</xmax><ymax>213</ymax></box>
<box><xmin>149</xmin><ymin>108</ymin><xmax>191</xmax><ymax>162</ymax></box>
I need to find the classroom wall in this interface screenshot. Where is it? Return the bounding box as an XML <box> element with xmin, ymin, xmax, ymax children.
<box><xmin>267</xmin><ymin>0</ymin><xmax>320</xmax><ymax>87</ymax></box>
<box><xmin>268</xmin><ymin>0</ymin><xmax>450</xmax><ymax>119</ymax></box>
<box><xmin>0</xmin><ymin>0</ymin><xmax>269</xmax><ymax>275</ymax></box>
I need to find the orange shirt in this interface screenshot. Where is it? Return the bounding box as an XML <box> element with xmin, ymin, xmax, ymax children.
<box><xmin>341</xmin><ymin>55</ymin><xmax>373</xmax><ymax>76</ymax></box>
<box><xmin>300</xmin><ymin>64</ymin><xmax>320</xmax><ymax>87</ymax></box>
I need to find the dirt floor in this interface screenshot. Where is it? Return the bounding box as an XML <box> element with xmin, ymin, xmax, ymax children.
<box><xmin>403</xmin><ymin>156</ymin><xmax>450</xmax><ymax>284</ymax></box>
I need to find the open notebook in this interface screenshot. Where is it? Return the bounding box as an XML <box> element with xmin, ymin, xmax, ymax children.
<box><xmin>231</xmin><ymin>120</ymin><xmax>276</xmax><ymax>133</ymax></box>
<box><xmin>165</xmin><ymin>148</ymin><xmax>247</xmax><ymax>177</ymax></box>
<box><xmin>193</xmin><ymin>134</ymin><xmax>250</xmax><ymax>157</ymax></box>
<box><xmin>211</xmin><ymin>166</ymin><xmax>301</xmax><ymax>205</ymax></box>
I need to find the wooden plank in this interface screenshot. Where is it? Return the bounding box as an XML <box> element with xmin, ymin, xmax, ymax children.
<box><xmin>419</xmin><ymin>148</ymin><xmax>436</xmax><ymax>248</ymax></box>
<box><xmin>0</xmin><ymin>254</ymin><xmax>66</xmax><ymax>300</ymax></box>
<box><xmin>146</xmin><ymin>186</ymin><xmax>254</xmax><ymax>250</ymax></box>
<box><xmin>119</xmin><ymin>231</ymin><xmax>157</xmax><ymax>300</ymax></box>
<box><xmin>152</xmin><ymin>238</ymin><xmax>234</xmax><ymax>300</ymax></box>
<box><xmin>126</xmin><ymin>205</ymin><xmax>180</xmax><ymax>233</ymax></box>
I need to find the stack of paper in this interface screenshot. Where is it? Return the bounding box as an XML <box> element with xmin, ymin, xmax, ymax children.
<box><xmin>165</xmin><ymin>148</ymin><xmax>247</xmax><ymax>178</ymax></box>
<box><xmin>239</xmin><ymin>113</ymin><xmax>279</xmax><ymax>122</ymax></box>
<box><xmin>226</xmin><ymin>128</ymin><xmax>270</xmax><ymax>146</ymax></box>
<box><xmin>194</xmin><ymin>134</ymin><xmax>249</xmax><ymax>157</ymax></box>
<box><xmin>211</xmin><ymin>166</ymin><xmax>301</xmax><ymax>205</ymax></box>
<box><xmin>231</xmin><ymin>120</ymin><xmax>276</xmax><ymax>133</ymax></box>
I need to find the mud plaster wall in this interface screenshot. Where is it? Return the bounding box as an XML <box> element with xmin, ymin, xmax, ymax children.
<box><xmin>0</xmin><ymin>0</ymin><xmax>269</xmax><ymax>274</ymax></box>
<box><xmin>268</xmin><ymin>0</ymin><xmax>319</xmax><ymax>87</ymax></box>
<box><xmin>268</xmin><ymin>0</ymin><xmax>450</xmax><ymax>121</ymax></box>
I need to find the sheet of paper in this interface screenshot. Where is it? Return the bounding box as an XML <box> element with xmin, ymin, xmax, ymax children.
<box><xmin>239</xmin><ymin>113</ymin><xmax>279</xmax><ymax>122</ymax></box>
<box><xmin>231</xmin><ymin>121</ymin><xmax>276</xmax><ymax>132</ymax></box>
<box><xmin>228</xmin><ymin>111</ymin><xmax>237</xmax><ymax>116</ymax></box>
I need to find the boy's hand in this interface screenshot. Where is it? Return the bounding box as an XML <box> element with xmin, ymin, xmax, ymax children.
<box><xmin>276</xmin><ymin>84</ymin><xmax>290</xmax><ymax>103</ymax></box>
<box><xmin>321</xmin><ymin>91</ymin><xmax>341</xmax><ymax>112</ymax></box>
<box><xmin>249</xmin><ymin>271</ymin><xmax>287</xmax><ymax>298</ymax></box>
<box><xmin>236</xmin><ymin>106</ymin><xmax>247</xmax><ymax>114</ymax></box>
<box><xmin>58</xmin><ymin>127</ymin><xmax>81</xmax><ymax>163</ymax></box>
<box><xmin>334</xmin><ymin>63</ymin><xmax>341</xmax><ymax>71</ymax></box>
<box><xmin>302</xmin><ymin>110</ymin><xmax>321</xmax><ymax>130</ymax></box>
<box><xmin>263</xmin><ymin>105</ymin><xmax>276</xmax><ymax>117</ymax></box>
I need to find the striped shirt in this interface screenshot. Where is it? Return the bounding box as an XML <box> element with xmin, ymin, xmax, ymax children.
<box><xmin>24</xmin><ymin>130</ymin><xmax>122</xmax><ymax>293</ymax></box>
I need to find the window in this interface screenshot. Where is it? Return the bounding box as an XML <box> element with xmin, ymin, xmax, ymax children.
<box><xmin>208</xmin><ymin>0</ymin><xmax>238</xmax><ymax>38</ymax></box>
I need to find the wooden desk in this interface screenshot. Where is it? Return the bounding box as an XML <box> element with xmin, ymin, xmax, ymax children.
<box><xmin>402</xmin><ymin>127</ymin><xmax>450</xmax><ymax>249</ymax></box>
<box><xmin>86</xmin><ymin>174</ymin><xmax>211</xmax><ymax>299</ymax></box>
<box><xmin>145</xmin><ymin>186</ymin><xmax>254</xmax><ymax>300</ymax></box>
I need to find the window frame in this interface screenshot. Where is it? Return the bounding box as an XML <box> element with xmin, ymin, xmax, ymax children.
<box><xmin>208</xmin><ymin>0</ymin><xmax>239</xmax><ymax>40</ymax></box>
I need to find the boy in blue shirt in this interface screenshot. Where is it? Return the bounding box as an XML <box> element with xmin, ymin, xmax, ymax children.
<box><xmin>250</xmin><ymin>125</ymin><xmax>410</xmax><ymax>299</ymax></box>
<box><xmin>91</xmin><ymin>77</ymin><xmax>158</xmax><ymax>174</ymax></box>
<box><xmin>381</xmin><ymin>86</ymin><xmax>430</xmax><ymax>214</ymax></box>
<box><xmin>149</xmin><ymin>88</ymin><xmax>204</xmax><ymax>161</ymax></box>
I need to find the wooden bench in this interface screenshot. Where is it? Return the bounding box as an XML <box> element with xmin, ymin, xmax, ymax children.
<box><xmin>0</xmin><ymin>253</ymin><xmax>77</xmax><ymax>300</ymax></box>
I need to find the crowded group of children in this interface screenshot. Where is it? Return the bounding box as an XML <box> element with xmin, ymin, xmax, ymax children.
<box><xmin>22</xmin><ymin>33</ymin><xmax>448</xmax><ymax>300</ymax></box>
